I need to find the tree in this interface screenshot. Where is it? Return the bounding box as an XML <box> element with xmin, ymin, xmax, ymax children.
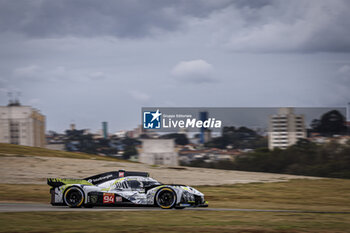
<box><xmin>160</xmin><ymin>133</ymin><xmax>189</xmax><ymax>145</ymax></box>
<box><xmin>123</xmin><ymin>145</ymin><xmax>138</xmax><ymax>160</ymax></box>
<box><xmin>231</xmin><ymin>140</ymin><xmax>350</xmax><ymax>179</ymax></box>
<box><xmin>205</xmin><ymin>126</ymin><xmax>267</xmax><ymax>149</ymax></box>
<box><xmin>311</xmin><ymin>110</ymin><xmax>347</xmax><ymax>136</ymax></box>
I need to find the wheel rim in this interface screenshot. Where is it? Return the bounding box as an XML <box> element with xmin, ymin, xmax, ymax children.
<box><xmin>157</xmin><ymin>190</ymin><xmax>175</xmax><ymax>208</ymax></box>
<box><xmin>65</xmin><ymin>189</ymin><xmax>83</xmax><ymax>207</ymax></box>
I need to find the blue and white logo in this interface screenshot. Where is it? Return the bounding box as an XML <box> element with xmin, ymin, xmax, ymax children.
<box><xmin>143</xmin><ymin>109</ymin><xmax>162</xmax><ymax>129</ymax></box>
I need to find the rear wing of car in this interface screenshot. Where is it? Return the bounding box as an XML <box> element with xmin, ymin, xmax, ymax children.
<box><xmin>47</xmin><ymin>178</ymin><xmax>93</xmax><ymax>187</ymax></box>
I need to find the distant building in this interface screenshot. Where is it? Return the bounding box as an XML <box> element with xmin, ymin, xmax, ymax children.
<box><xmin>0</xmin><ymin>101</ymin><xmax>46</xmax><ymax>147</ymax></box>
<box><xmin>102</xmin><ymin>121</ymin><xmax>108</xmax><ymax>139</ymax></box>
<box><xmin>347</xmin><ymin>102</ymin><xmax>350</xmax><ymax>134</ymax></box>
<box><xmin>204</xmin><ymin>130</ymin><xmax>212</xmax><ymax>143</ymax></box>
<box><xmin>70</xmin><ymin>123</ymin><xmax>76</xmax><ymax>130</ymax></box>
<box><xmin>115</xmin><ymin>130</ymin><xmax>127</xmax><ymax>138</ymax></box>
<box><xmin>139</xmin><ymin>139</ymin><xmax>178</xmax><ymax>166</ymax></box>
<box><xmin>126</xmin><ymin>125</ymin><xmax>143</xmax><ymax>138</ymax></box>
<box><xmin>268</xmin><ymin>108</ymin><xmax>306</xmax><ymax>150</ymax></box>
<box><xmin>199</xmin><ymin>111</ymin><xmax>208</xmax><ymax>144</ymax></box>
<box><xmin>178</xmin><ymin>147</ymin><xmax>241</xmax><ymax>165</ymax></box>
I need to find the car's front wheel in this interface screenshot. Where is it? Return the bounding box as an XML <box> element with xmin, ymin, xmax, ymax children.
<box><xmin>63</xmin><ymin>187</ymin><xmax>84</xmax><ymax>208</ymax></box>
<box><xmin>155</xmin><ymin>188</ymin><xmax>176</xmax><ymax>209</ymax></box>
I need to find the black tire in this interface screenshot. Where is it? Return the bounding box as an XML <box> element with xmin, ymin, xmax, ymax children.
<box><xmin>155</xmin><ymin>188</ymin><xmax>177</xmax><ymax>209</ymax></box>
<box><xmin>63</xmin><ymin>187</ymin><xmax>84</xmax><ymax>208</ymax></box>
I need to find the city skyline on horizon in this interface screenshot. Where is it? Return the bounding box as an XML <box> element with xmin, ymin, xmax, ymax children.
<box><xmin>47</xmin><ymin>106</ymin><xmax>347</xmax><ymax>135</ymax></box>
<box><xmin>1</xmin><ymin>0</ymin><xmax>350</xmax><ymax>133</ymax></box>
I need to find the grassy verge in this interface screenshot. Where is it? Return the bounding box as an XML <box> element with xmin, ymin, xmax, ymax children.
<box><xmin>1</xmin><ymin>211</ymin><xmax>350</xmax><ymax>232</ymax></box>
<box><xmin>0</xmin><ymin>143</ymin><xmax>127</xmax><ymax>162</ymax></box>
<box><xmin>0</xmin><ymin>183</ymin><xmax>50</xmax><ymax>203</ymax></box>
<box><xmin>1</xmin><ymin>179</ymin><xmax>350</xmax><ymax>232</ymax></box>
<box><xmin>198</xmin><ymin>179</ymin><xmax>350</xmax><ymax>212</ymax></box>
<box><xmin>1</xmin><ymin>179</ymin><xmax>350</xmax><ymax>212</ymax></box>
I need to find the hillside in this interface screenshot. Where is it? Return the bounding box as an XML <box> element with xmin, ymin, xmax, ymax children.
<box><xmin>0</xmin><ymin>143</ymin><xmax>320</xmax><ymax>186</ymax></box>
<box><xmin>0</xmin><ymin>143</ymin><xmax>126</xmax><ymax>162</ymax></box>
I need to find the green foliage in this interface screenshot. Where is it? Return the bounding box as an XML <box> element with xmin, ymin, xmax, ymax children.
<box><xmin>160</xmin><ymin>133</ymin><xmax>189</xmax><ymax>145</ymax></box>
<box><xmin>233</xmin><ymin>139</ymin><xmax>350</xmax><ymax>179</ymax></box>
<box><xmin>123</xmin><ymin>145</ymin><xmax>138</xmax><ymax>159</ymax></box>
<box><xmin>311</xmin><ymin>110</ymin><xmax>347</xmax><ymax>136</ymax></box>
<box><xmin>0</xmin><ymin>143</ymin><xmax>125</xmax><ymax>162</ymax></box>
<box><xmin>187</xmin><ymin>139</ymin><xmax>350</xmax><ymax>179</ymax></box>
<box><xmin>205</xmin><ymin>126</ymin><xmax>267</xmax><ymax>149</ymax></box>
<box><xmin>64</xmin><ymin>129</ymin><xmax>118</xmax><ymax>155</ymax></box>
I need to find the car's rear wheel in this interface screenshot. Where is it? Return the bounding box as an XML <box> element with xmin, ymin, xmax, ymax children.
<box><xmin>155</xmin><ymin>188</ymin><xmax>176</xmax><ymax>209</ymax></box>
<box><xmin>63</xmin><ymin>187</ymin><xmax>84</xmax><ymax>208</ymax></box>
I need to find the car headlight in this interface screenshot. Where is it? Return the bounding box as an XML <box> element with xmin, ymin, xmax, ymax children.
<box><xmin>182</xmin><ymin>191</ymin><xmax>194</xmax><ymax>202</ymax></box>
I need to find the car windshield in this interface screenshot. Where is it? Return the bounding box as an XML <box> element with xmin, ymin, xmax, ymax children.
<box><xmin>127</xmin><ymin>180</ymin><xmax>142</xmax><ymax>189</ymax></box>
<box><xmin>141</xmin><ymin>181</ymin><xmax>162</xmax><ymax>188</ymax></box>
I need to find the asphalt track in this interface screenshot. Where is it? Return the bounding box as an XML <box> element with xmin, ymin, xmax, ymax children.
<box><xmin>1</xmin><ymin>203</ymin><xmax>349</xmax><ymax>214</ymax></box>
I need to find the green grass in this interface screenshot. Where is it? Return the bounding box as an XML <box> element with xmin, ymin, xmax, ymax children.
<box><xmin>1</xmin><ymin>179</ymin><xmax>350</xmax><ymax>232</ymax></box>
<box><xmin>0</xmin><ymin>143</ymin><xmax>127</xmax><ymax>162</ymax></box>
<box><xmin>0</xmin><ymin>183</ymin><xmax>50</xmax><ymax>203</ymax></box>
<box><xmin>1</xmin><ymin>179</ymin><xmax>350</xmax><ymax>212</ymax></box>
<box><xmin>198</xmin><ymin>179</ymin><xmax>350</xmax><ymax>212</ymax></box>
<box><xmin>1</xmin><ymin>211</ymin><xmax>350</xmax><ymax>232</ymax></box>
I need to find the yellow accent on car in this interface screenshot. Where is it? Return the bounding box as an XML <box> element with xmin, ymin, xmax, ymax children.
<box><xmin>76</xmin><ymin>194</ymin><xmax>84</xmax><ymax>207</ymax></box>
<box><xmin>154</xmin><ymin>185</ymin><xmax>165</xmax><ymax>190</ymax></box>
<box><xmin>64</xmin><ymin>187</ymin><xmax>84</xmax><ymax>207</ymax></box>
<box><xmin>49</xmin><ymin>178</ymin><xmax>93</xmax><ymax>186</ymax></box>
<box><xmin>113</xmin><ymin>177</ymin><xmax>125</xmax><ymax>184</ymax></box>
<box><xmin>157</xmin><ymin>188</ymin><xmax>175</xmax><ymax>209</ymax></box>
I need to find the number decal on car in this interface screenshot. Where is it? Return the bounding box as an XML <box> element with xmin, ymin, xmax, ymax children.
<box><xmin>103</xmin><ymin>193</ymin><xmax>115</xmax><ymax>203</ymax></box>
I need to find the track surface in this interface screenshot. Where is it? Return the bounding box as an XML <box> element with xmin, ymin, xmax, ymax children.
<box><xmin>1</xmin><ymin>203</ymin><xmax>349</xmax><ymax>214</ymax></box>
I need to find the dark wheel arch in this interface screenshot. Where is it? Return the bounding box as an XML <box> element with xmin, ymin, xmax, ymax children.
<box><xmin>63</xmin><ymin>186</ymin><xmax>85</xmax><ymax>208</ymax></box>
<box><xmin>155</xmin><ymin>187</ymin><xmax>177</xmax><ymax>209</ymax></box>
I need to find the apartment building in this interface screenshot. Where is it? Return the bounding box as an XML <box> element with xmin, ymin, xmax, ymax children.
<box><xmin>268</xmin><ymin>108</ymin><xmax>306</xmax><ymax>150</ymax></box>
<box><xmin>0</xmin><ymin>102</ymin><xmax>46</xmax><ymax>147</ymax></box>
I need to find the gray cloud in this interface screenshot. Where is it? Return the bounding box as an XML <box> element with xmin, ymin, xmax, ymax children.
<box><xmin>196</xmin><ymin>0</ymin><xmax>350</xmax><ymax>53</ymax></box>
<box><xmin>0</xmin><ymin>0</ymin><xmax>350</xmax><ymax>53</ymax></box>
<box><xmin>0</xmin><ymin>0</ymin><xmax>350</xmax><ymax>132</ymax></box>
<box><xmin>129</xmin><ymin>90</ymin><xmax>151</xmax><ymax>103</ymax></box>
<box><xmin>336</xmin><ymin>64</ymin><xmax>350</xmax><ymax>89</ymax></box>
<box><xmin>171</xmin><ymin>59</ymin><xmax>216</xmax><ymax>84</ymax></box>
<box><xmin>0</xmin><ymin>0</ymin><xmax>231</xmax><ymax>38</ymax></box>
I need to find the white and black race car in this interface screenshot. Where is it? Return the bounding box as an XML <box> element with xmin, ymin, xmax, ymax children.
<box><xmin>48</xmin><ymin>170</ymin><xmax>208</xmax><ymax>209</ymax></box>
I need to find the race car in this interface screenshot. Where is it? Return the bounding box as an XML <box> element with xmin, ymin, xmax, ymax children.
<box><xmin>47</xmin><ymin>170</ymin><xmax>208</xmax><ymax>209</ymax></box>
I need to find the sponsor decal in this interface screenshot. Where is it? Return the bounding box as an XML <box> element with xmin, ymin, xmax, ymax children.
<box><xmin>115</xmin><ymin>196</ymin><xmax>122</xmax><ymax>202</ymax></box>
<box><xmin>103</xmin><ymin>193</ymin><xmax>115</xmax><ymax>204</ymax></box>
<box><xmin>143</xmin><ymin>109</ymin><xmax>162</xmax><ymax>129</ymax></box>
<box><xmin>119</xmin><ymin>171</ymin><xmax>125</xmax><ymax>177</ymax></box>
<box><xmin>91</xmin><ymin>174</ymin><xmax>113</xmax><ymax>183</ymax></box>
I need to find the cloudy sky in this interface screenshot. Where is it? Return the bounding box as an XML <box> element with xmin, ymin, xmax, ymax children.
<box><xmin>0</xmin><ymin>0</ymin><xmax>349</xmax><ymax>133</ymax></box>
